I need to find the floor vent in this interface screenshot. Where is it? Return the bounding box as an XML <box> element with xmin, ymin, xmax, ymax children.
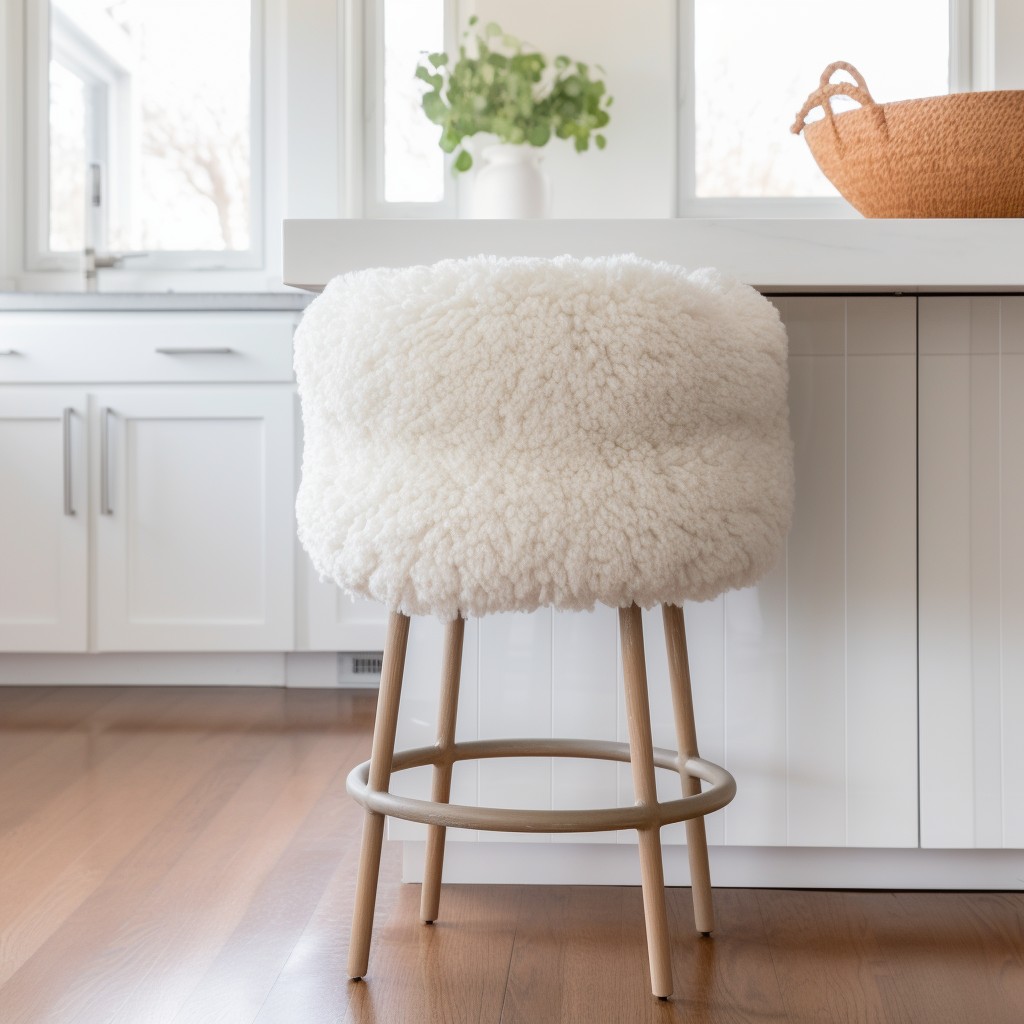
<box><xmin>337</xmin><ymin>652</ymin><xmax>384</xmax><ymax>687</ymax></box>
<box><xmin>352</xmin><ymin>655</ymin><xmax>383</xmax><ymax>676</ymax></box>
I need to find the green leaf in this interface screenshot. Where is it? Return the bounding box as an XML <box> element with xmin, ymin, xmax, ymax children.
<box><xmin>422</xmin><ymin>91</ymin><xmax>448</xmax><ymax>124</ymax></box>
<box><xmin>526</xmin><ymin>122</ymin><xmax>551</xmax><ymax>146</ymax></box>
<box><xmin>416</xmin><ymin>17</ymin><xmax>612</xmax><ymax>164</ymax></box>
<box><xmin>415</xmin><ymin>66</ymin><xmax>442</xmax><ymax>88</ymax></box>
<box><xmin>468</xmin><ymin>14</ymin><xmax>478</xmax><ymax>26</ymax></box>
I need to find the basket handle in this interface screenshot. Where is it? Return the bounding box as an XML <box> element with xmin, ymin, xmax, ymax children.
<box><xmin>790</xmin><ymin>61</ymin><xmax>887</xmax><ymax>139</ymax></box>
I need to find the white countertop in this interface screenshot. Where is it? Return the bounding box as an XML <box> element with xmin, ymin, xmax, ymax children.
<box><xmin>283</xmin><ymin>218</ymin><xmax>1024</xmax><ymax>293</ymax></box>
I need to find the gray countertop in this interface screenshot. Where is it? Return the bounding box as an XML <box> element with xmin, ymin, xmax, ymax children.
<box><xmin>0</xmin><ymin>292</ymin><xmax>313</xmax><ymax>312</ymax></box>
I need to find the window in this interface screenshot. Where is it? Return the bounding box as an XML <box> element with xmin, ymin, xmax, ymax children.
<box><xmin>29</xmin><ymin>0</ymin><xmax>261</xmax><ymax>270</ymax></box>
<box><xmin>679</xmin><ymin>0</ymin><xmax>961</xmax><ymax>215</ymax></box>
<box><xmin>362</xmin><ymin>0</ymin><xmax>456</xmax><ymax>217</ymax></box>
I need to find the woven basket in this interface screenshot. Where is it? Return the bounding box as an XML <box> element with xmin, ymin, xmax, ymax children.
<box><xmin>791</xmin><ymin>62</ymin><xmax>1024</xmax><ymax>218</ymax></box>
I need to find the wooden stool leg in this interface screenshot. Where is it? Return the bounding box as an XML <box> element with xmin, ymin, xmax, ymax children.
<box><xmin>348</xmin><ymin>611</ymin><xmax>411</xmax><ymax>980</ymax></box>
<box><xmin>420</xmin><ymin>616</ymin><xmax>466</xmax><ymax>923</ymax></box>
<box><xmin>662</xmin><ymin>603</ymin><xmax>716</xmax><ymax>936</ymax></box>
<box><xmin>619</xmin><ymin>604</ymin><xmax>674</xmax><ymax>1000</ymax></box>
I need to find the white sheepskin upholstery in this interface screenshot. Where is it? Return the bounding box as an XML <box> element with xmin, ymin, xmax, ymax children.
<box><xmin>295</xmin><ymin>255</ymin><xmax>793</xmax><ymax>620</ymax></box>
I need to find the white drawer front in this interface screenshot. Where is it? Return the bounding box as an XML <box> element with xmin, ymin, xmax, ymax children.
<box><xmin>0</xmin><ymin>312</ymin><xmax>298</xmax><ymax>383</ymax></box>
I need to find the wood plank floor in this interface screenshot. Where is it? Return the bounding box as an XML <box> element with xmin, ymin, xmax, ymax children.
<box><xmin>1</xmin><ymin>686</ymin><xmax>1023</xmax><ymax>1024</ymax></box>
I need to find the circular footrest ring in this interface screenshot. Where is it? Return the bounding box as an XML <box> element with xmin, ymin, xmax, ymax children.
<box><xmin>346</xmin><ymin>737</ymin><xmax>736</xmax><ymax>834</ymax></box>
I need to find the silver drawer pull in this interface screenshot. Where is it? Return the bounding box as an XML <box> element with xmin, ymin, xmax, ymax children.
<box><xmin>63</xmin><ymin>407</ymin><xmax>75</xmax><ymax>516</ymax></box>
<box><xmin>101</xmin><ymin>407</ymin><xmax>113</xmax><ymax>516</ymax></box>
<box><xmin>155</xmin><ymin>347</ymin><xmax>235</xmax><ymax>355</ymax></box>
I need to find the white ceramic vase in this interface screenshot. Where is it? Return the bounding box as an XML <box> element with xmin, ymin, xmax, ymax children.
<box><xmin>468</xmin><ymin>143</ymin><xmax>551</xmax><ymax>219</ymax></box>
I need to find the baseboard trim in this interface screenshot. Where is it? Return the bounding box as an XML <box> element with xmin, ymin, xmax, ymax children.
<box><xmin>0</xmin><ymin>652</ymin><xmax>372</xmax><ymax>688</ymax></box>
<box><xmin>401</xmin><ymin>840</ymin><xmax>1024</xmax><ymax>890</ymax></box>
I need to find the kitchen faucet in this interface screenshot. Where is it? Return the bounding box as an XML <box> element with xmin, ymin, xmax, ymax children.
<box><xmin>84</xmin><ymin>163</ymin><xmax>147</xmax><ymax>292</ymax></box>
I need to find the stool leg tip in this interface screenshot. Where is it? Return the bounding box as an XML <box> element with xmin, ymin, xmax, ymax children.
<box><xmin>350</xmin><ymin>976</ymin><xmax>363</xmax><ymax>983</ymax></box>
<box><xmin>701</xmin><ymin>931</ymin><xmax>712</xmax><ymax>938</ymax></box>
<box><xmin>424</xmin><ymin>919</ymin><xmax>435</xmax><ymax>925</ymax></box>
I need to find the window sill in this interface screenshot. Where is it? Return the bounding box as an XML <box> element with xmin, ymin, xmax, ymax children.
<box><xmin>10</xmin><ymin>268</ymin><xmax>292</xmax><ymax>297</ymax></box>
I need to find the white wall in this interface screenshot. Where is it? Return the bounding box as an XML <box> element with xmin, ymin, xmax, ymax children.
<box><xmin>468</xmin><ymin>0</ymin><xmax>677</xmax><ymax>218</ymax></box>
<box><xmin>0</xmin><ymin>0</ymin><xmax>24</xmax><ymax>290</ymax></box>
<box><xmin>285</xmin><ymin>0</ymin><xmax>343</xmax><ymax>219</ymax></box>
<box><xmin>993</xmin><ymin>0</ymin><xmax>1024</xmax><ymax>88</ymax></box>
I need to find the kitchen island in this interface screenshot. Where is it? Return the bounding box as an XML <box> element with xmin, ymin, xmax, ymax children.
<box><xmin>284</xmin><ymin>219</ymin><xmax>1024</xmax><ymax>890</ymax></box>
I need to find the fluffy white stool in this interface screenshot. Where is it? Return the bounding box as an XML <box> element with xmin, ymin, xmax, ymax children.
<box><xmin>295</xmin><ymin>254</ymin><xmax>793</xmax><ymax>1000</ymax></box>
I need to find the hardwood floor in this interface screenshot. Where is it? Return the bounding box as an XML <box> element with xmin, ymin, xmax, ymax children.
<box><xmin>1</xmin><ymin>686</ymin><xmax>1022</xmax><ymax>1024</ymax></box>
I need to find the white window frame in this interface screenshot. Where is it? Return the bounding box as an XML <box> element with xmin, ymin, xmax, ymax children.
<box><xmin>357</xmin><ymin>0</ymin><xmax>459</xmax><ymax>218</ymax></box>
<box><xmin>40</xmin><ymin>1</ymin><xmax>130</xmax><ymax>259</ymax></box>
<box><xmin>676</xmin><ymin>0</ymin><xmax>981</xmax><ymax>218</ymax></box>
<box><xmin>24</xmin><ymin>0</ymin><xmax>266</xmax><ymax>272</ymax></box>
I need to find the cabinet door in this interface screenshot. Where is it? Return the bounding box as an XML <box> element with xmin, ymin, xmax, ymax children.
<box><xmin>93</xmin><ymin>387</ymin><xmax>295</xmax><ymax>651</ymax></box>
<box><xmin>637</xmin><ymin>297</ymin><xmax>918</xmax><ymax>848</ymax></box>
<box><xmin>919</xmin><ymin>297</ymin><xmax>1024</xmax><ymax>848</ymax></box>
<box><xmin>0</xmin><ymin>388</ymin><xmax>88</xmax><ymax>651</ymax></box>
<box><xmin>726</xmin><ymin>296</ymin><xmax>918</xmax><ymax>847</ymax></box>
<box><xmin>293</xmin><ymin>402</ymin><xmax>389</xmax><ymax>652</ymax></box>
<box><xmin>608</xmin><ymin>298</ymin><xmax>918</xmax><ymax>849</ymax></box>
<box><xmin>298</xmin><ymin>568</ymin><xmax>388</xmax><ymax>651</ymax></box>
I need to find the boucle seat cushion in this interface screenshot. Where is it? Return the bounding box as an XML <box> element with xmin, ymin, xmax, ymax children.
<box><xmin>295</xmin><ymin>255</ymin><xmax>793</xmax><ymax>620</ymax></box>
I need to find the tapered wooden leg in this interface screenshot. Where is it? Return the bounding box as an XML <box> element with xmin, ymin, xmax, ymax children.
<box><xmin>420</xmin><ymin>616</ymin><xmax>466</xmax><ymax>923</ymax></box>
<box><xmin>662</xmin><ymin>603</ymin><xmax>715</xmax><ymax>936</ymax></box>
<box><xmin>348</xmin><ymin>611</ymin><xmax>411</xmax><ymax>980</ymax></box>
<box><xmin>619</xmin><ymin>604</ymin><xmax>674</xmax><ymax>1000</ymax></box>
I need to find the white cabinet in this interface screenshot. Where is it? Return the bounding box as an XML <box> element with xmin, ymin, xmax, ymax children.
<box><xmin>294</xmin><ymin>414</ymin><xmax>388</xmax><ymax>653</ymax></box>
<box><xmin>298</xmin><ymin>572</ymin><xmax>388</xmax><ymax>651</ymax></box>
<box><xmin>0</xmin><ymin>388</ymin><xmax>88</xmax><ymax>651</ymax></box>
<box><xmin>919</xmin><ymin>297</ymin><xmax>1024</xmax><ymax>849</ymax></box>
<box><xmin>753</xmin><ymin>296</ymin><xmax>918</xmax><ymax>848</ymax></box>
<box><xmin>0</xmin><ymin>311</ymin><xmax>329</xmax><ymax>656</ymax></box>
<box><xmin>391</xmin><ymin>297</ymin><xmax>920</xmax><ymax>851</ymax></box>
<box><xmin>92</xmin><ymin>387</ymin><xmax>295</xmax><ymax>651</ymax></box>
<box><xmin>648</xmin><ymin>296</ymin><xmax>918</xmax><ymax>848</ymax></box>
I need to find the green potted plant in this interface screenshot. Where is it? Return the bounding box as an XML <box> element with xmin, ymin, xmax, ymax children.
<box><xmin>416</xmin><ymin>18</ymin><xmax>613</xmax><ymax>217</ymax></box>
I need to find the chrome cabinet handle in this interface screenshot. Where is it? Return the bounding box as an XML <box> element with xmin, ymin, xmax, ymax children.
<box><xmin>62</xmin><ymin>407</ymin><xmax>75</xmax><ymax>516</ymax></box>
<box><xmin>100</xmin><ymin>407</ymin><xmax>113</xmax><ymax>515</ymax></box>
<box><xmin>154</xmin><ymin>347</ymin><xmax>235</xmax><ymax>355</ymax></box>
